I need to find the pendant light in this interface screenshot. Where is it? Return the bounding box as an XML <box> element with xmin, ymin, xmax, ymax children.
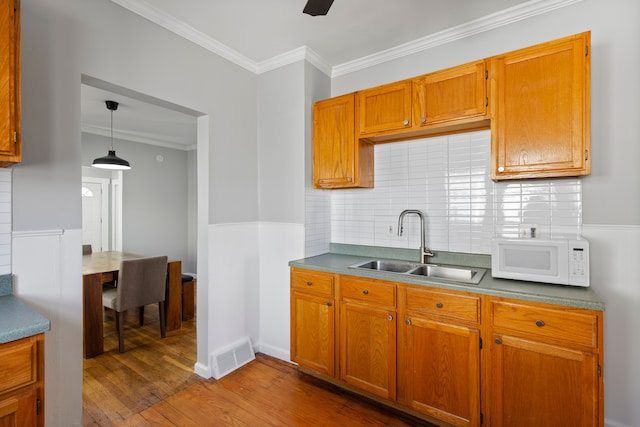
<box><xmin>92</xmin><ymin>100</ymin><xmax>131</xmax><ymax>170</ymax></box>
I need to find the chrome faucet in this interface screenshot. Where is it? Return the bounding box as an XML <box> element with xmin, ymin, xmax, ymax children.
<box><xmin>398</xmin><ymin>209</ymin><xmax>434</xmax><ymax>263</ymax></box>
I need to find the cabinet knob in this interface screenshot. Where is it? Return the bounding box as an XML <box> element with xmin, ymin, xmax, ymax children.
<box><xmin>405</xmin><ymin>319</ymin><xmax>411</xmax><ymax>326</ymax></box>
<box><xmin>436</xmin><ymin>302</ymin><xmax>443</xmax><ymax>309</ymax></box>
<box><xmin>306</xmin><ymin>281</ymin><xmax>312</xmax><ymax>286</ymax></box>
<box><xmin>420</xmin><ymin>117</ymin><xmax>426</xmax><ymax>124</ymax></box>
<box><xmin>327</xmin><ymin>302</ymin><xmax>332</xmax><ymax>307</ymax></box>
<box><xmin>347</xmin><ymin>177</ymin><xmax>353</xmax><ymax>182</ymax></box>
<box><xmin>535</xmin><ymin>320</ymin><xmax>545</xmax><ymax>327</ymax></box>
<box><xmin>498</xmin><ymin>166</ymin><xmax>505</xmax><ymax>173</ymax></box>
<box><xmin>403</xmin><ymin>119</ymin><xmax>409</xmax><ymax>126</ymax></box>
<box><xmin>388</xmin><ymin>315</ymin><xmax>393</xmax><ymax>321</ymax></box>
<box><xmin>362</xmin><ymin>289</ymin><xmax>369</xmax><ymax>295</ymax></box>
<box><xmin>495</xmin><ymin>338</ymin><xmax>503</xmax><ymax>345</ymax></box>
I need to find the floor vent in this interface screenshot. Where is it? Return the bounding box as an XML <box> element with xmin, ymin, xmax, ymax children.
<box><xmin>211</xmin><ymin>337</ymin><xmax>255</xmax><ymax>379</ymax></box>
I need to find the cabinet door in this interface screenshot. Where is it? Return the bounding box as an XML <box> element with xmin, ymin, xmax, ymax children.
<box><xmin>404</xmin><ymin>316</ymin><xmax>481</xmax><ymax>427</ymax></box>
<box><xmin>312</xmin><ymin>93</ymin><xmax>373</xmax><ymax>188</ymax></box>
<box><xmin>357</xmin><ymin>80</ymin><xmax>412</xmax><ymax>136</ymax></box>
<box><xmin>0</xmin><ymin>388</ymin><xmax>38</xmax><ymax>427</ymax></box>
<box><xmin>413</xmin><ymin>60</ymin><xmax>488</xmax><ymax>127</ymax></box>
<box><xmin>0</xmin><ymin>0</ymin><xmax>20</xmax><ymax>165</ymax></box>
<box><xmin>290</xmin><ymin>291</ymin><xmax>335</xmax><ymax>376</ymax></box>
<box><xmin>340</xmin><ymin>302</ymin><xmax>396</xmax><ymax>400</ymax></box>
<box><xmin>491</xmin><ymin>32</ymin><xmax>590</xmax><ymax>180</ymax></box>
<box><xmin>490</xmin><ymin>334</ymin><xmax>599</xmax><ymax>427</ymax></box>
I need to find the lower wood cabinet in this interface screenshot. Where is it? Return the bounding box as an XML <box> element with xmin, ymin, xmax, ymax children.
<box><xmin>290</xmin><ymin>267</ymin><xmax>604</xmax><ymax>427</ymax></box>
<box><xmin>0</xmin><ymin>334</ymin><xmax>45</xmax><ymax>427</ymax></box>
<box><xmin>339</xmin><ymin>275</ymin><xmax>397</xmax><ymax>400</ymax></box>
<box><xmin>290</xmin><ymin>268</ymin><xmax>336</xmax><ymax>377</ymax></box>
<box><xmin>400</xmin><ymin>286</ymin><xmax>481</xmax><ymax>427</ymax></box>
<box><xmin>488</xmin><ymin>298</ymin><xmax>602</xmax><ymax>427</ymax></box>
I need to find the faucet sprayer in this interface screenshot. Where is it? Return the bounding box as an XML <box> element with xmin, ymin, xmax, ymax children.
<box><xmin>398</xmin><ymin>209</ymin><xmax>434</xmax><ymax>263</ymax></box>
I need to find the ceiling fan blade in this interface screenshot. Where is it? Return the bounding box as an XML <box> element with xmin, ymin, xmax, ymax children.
<box><xmin>303</xmin><ymin>0</ymin><xmax>334</xmax><ymax>16</ymax></box>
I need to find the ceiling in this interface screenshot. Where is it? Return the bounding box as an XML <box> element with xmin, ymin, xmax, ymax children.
<box><xmin>82</xmin><ymin>0</ymin><xmax>557</xmax><ymax>151</ymax></box>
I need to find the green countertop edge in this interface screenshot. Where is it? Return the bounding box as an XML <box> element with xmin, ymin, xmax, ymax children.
<box><xmin>0</xmin><ymin>296</ymin><xmax>51</xmax><ymax>344</ymax></box>
<box><xmin>0</xmin><ymin>274</ymin><xmax>51</xmax><ymax>344</ymax></box>
<box><xmin>290</xmin><ymin>244</ymin><xmax>605</xmax><ymax>311</ymax></box>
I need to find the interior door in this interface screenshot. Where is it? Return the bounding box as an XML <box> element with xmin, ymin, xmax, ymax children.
<box><xmin>82</xmin><ymin>178</ymin><xmax>109</xmax><ymax>252</ymax></box>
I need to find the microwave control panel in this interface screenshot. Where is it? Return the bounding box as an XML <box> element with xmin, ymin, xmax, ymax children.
<box><xmin>568</xmin><ymin>242</ymin><xmax>590</xmax><ymax>286</ymax></box>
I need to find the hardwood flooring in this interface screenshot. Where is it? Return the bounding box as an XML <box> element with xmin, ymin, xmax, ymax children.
<box><xmin>83</xmin><ymin>306</ymin><xmax>435</xmax><ymax>427</ymax></box>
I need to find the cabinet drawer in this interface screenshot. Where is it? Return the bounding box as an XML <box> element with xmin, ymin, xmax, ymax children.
<box><xmin>340</xmin><ymin>276</ymin><xmax>395</xmax><ymax>307</ymax></box>
<box><xmin>405</xmin><ymin>287</ymin><xmax>480</xmax><ymax>323</ymax></box>
<box><xmin>291</xmin><ymin>269</ymin><xmax>334</xmax><ymax>297</ymax></box>
<box><xmin>492</xmin><ymin>300</ymin><xmax>598</xmax><ymax>348</ymax></box>
<box><xmin>0</xmin><ymin>337</ymin><xmax>38</xmax><ymax>395</ymax></box>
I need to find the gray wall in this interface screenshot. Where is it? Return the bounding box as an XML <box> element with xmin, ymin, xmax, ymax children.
<box><xmin>81</xmin><ymin>133</ymin><xmax>194</xmax><ymax>272</ymax></box>
<box><xmin>257</xmin><ymin>61</ymin><xmax>306</xmax><ymax>224</ymax></box>
<box><xmin>332</xmin><ymin>0</ymin><xmax>640</xmax><ymax>227</ymax></box>
<box><xmin>15</xmin><ymin>0</ymin><xmax>259</xmax><ymax>233</ymax></box>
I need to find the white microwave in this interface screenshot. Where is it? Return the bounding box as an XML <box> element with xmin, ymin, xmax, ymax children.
<box><xmin>491</xmin><ymin>236</ymin><xmax>590</xmax><ymax>287</ymax></box>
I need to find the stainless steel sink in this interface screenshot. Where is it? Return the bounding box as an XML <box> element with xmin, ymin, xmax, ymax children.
<box><xmin>349</xmin><ymin>259</ymin><xmax>486</xmax><ymax>285</ymax></box>
<box><xmin>351</xmin><ymin>260</ymin><xmax>416</xmax><ymax>273</ymax></box>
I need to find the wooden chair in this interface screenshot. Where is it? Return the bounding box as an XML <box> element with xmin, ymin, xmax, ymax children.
<box><xmin>102</xmin><ymin>256</ymin><xmax>168</xmax><ymax>352</ymax></box>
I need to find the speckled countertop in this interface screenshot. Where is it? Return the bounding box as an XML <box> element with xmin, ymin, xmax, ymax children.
<box><xmin>289</xmin><ymin>244</ymin><xmax>605</xmax><ymax>311</ymax></box>
<box><xmin>0</xmin><ymin>275</ymin><xmax>51</xmax><ymax>344</ymax></box>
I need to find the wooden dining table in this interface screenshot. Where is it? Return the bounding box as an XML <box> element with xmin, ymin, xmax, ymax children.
<box><xmin>82</xmin><ymin>251</ymin><xmax>183</xmax><ymax>358</ymax></box>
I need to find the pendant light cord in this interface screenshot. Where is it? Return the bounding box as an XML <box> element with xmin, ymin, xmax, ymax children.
<box><xmin>110</xmin><ymin>108</ymin><xmax>115</xmax><ymax>151</ymax></box>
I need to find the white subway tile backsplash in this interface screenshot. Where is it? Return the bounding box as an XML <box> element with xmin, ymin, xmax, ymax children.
<box><xmin>304</xmin><ymin>130</ymin><xmax>583</xmax><ymax>256</ymax></box>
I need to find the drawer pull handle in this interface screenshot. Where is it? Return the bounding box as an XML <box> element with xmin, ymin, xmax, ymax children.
<box><xmin>436</xmin><ymin>302</ymin><xmax>443</xmax><ymax>308</ymax></box>
<box><xmin>306</xmin><ymin>281</ymin><xmax>312</xmax><ymax>286</ymax></box>
<box><xmin>362</xmin><ymin>289</ymin><xmax>369</xmax><ymax>295</ymax></box>
<box><xmin>535</xmin><ymin>320</ymin><xmax>545</xmax><ymax>327</ymax></box>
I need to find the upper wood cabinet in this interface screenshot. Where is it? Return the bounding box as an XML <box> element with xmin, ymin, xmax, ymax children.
<box><xmin>413</xmin><ymin>60</ymin><xmax>488</xmax><ymax>128</ymax></box>
<box><xmin>311</xmin><ymin>32</ymin><xmax>591</xmax><ymax>188</ymax></box>
<box><xmin>0</xmin><ymin>0</ymin><xmax>21</xmax><ymax>166</ymax></box>
<box><xmin>312</xmin><ymin>93</ymin><xmax>373</xmax><ymax>189</ymax></box>
<box><xmin>490</xmin><ymin>32</ymin><xmax>591</xmax><ymax>180</ymax></box>
<box><xmin>357</xmin><ymin>80</ymin><xmax>412</xmax><ymax>137</ymax></box>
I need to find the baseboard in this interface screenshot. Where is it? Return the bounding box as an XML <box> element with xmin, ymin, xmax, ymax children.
<box><xmin>193</xmin><ymin>361</ymin><xmax>211</xmax><ymax>379</ymax></box>
<box><xmin>254</xmin><ymin>342</ymin><xmax>290</xmax><ymax>363</ymax></box>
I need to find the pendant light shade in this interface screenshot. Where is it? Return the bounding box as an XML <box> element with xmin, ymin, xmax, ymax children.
<box><xmin>92</xmin><ymin>100</ymin><xmax>131</xmax><ymax>170</ymax></box>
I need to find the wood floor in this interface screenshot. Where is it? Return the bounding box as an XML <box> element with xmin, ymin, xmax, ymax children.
<box><xmin>83</xmin><ymin>306</ymin><xmax>435</xmax><ymax>427</ymax></box>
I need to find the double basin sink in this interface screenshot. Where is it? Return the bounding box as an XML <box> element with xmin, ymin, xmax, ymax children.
<box><xmin>349</xmin><ymin>259</ymin><xmax>486</xmax><ymax>285</ymax></box>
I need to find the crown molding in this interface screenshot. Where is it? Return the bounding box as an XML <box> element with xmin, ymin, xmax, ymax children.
<box><xmin>111</xmin><ymin>0</ymin><xmax>582</xmax><ymax>78</ymax></box>
<box><xmin>332</xmin><ymin>0</ymin><xmax>584</xmax><ymax>77</ymax></box>
<box><xmin>110</xmin><ymin>0</ymin><xmax>260</xmax><ymax>73</ymax></box>
<box><xmin>256</xmin><ymin>46</ymin><xmax>331</xmax><ymax>76</ymax></box>
<box><xmin>82</xmin><ymin>124</ymin><xmax>196</xmax><ymax>151</ymax></box>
